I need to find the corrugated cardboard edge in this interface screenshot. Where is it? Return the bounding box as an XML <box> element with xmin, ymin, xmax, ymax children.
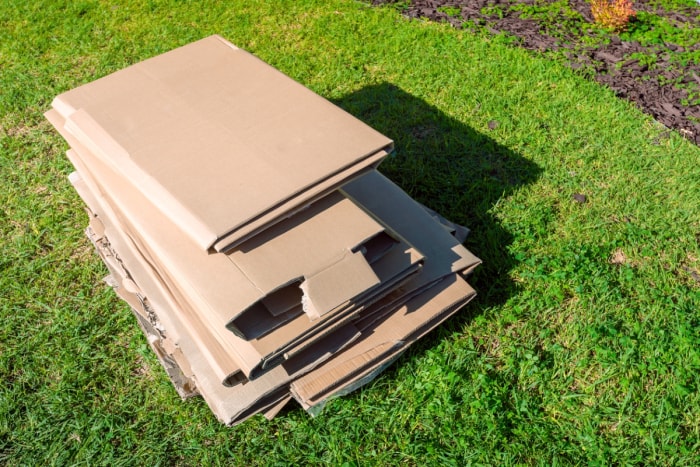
<box><xmin>63</xmin><ymin>145</ymin><xmax>248</xmax><ymax>387</ymax></box>
<box><xmin>85</xmin><ymin>226</ymin><xmax>199</xmax><ymax>400</ymax></box>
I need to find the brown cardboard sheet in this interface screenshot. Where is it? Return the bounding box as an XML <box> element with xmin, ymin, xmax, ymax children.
<box><xmin>290</xmin><ymin>274</ymin><xmax>477</xmax><ymax>409</ymax></box>
<box><xmin>51</xmin><ymin>35</ymin><xmax>393</xmax><ymax>251</ymax></box>
<box><xmin>225</xmin><ymin>191</ymin><xmax>386</xmax><ymax>323</ymax></box>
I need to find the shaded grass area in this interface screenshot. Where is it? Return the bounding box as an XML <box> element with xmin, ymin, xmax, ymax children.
<box><xmin>1</xmin><ymin>0</ymin><xmax>699</xmax><ymax>464</ymax></box>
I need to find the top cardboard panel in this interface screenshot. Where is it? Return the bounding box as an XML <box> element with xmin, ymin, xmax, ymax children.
<box><xmin>53</xmin><ymin>35</ymin><xmax>393</xmax><ymax>251</ymax></box>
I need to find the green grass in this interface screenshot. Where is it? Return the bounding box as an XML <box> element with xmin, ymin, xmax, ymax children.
<box><xmin>2</xmin><ymin>0</ymin><xmax>700</xmax><ymax>464</ymax></box>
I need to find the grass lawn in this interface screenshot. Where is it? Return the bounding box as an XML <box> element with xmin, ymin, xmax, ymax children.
<box><xmin>1</xmin><ymin>0</ymin><xmax>699</xmax><ymax>464</ymax></box>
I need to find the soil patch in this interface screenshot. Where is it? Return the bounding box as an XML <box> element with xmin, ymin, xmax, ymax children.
<box><xmin>373</xmin><ymin>0</ymin><xmax>700</xmax><ymax>144</ymax></box>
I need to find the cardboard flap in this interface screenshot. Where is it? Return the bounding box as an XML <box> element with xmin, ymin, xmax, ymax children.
<box><xmin>418</xmin><ymin>202</ymin><xmax>470</xmax><ymax>243</ymax></box>
<box><xmin>262</xmin><ymin>395</ymin><xmax>291</xmax><ymax>421</ymax></box>
<box><xmin>300</xmin><ymin>250</ymin><xmax>380</xmax><ymax>321</ymax></box>
<box><xmin>88</xmin><ymin>214</ymin><xmax>106</xmax><ymax>240</ymax></box>
<box><xmin>246</xmin><ymin>241</ymin><xmax>423</xmax><ymax>365</ymax></box>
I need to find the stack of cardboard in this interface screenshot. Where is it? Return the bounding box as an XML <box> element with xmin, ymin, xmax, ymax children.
<box><xmin>46</xmin><ymin>35</ymin><xmax>481</xmax><ymax>426</ymax></box>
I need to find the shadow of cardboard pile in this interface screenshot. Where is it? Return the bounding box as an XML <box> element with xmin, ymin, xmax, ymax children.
<box><xmin>333</xmin><ymin>82</ymin><xmax>542</xmax><ymax>324</ymax></box>
<box><xmin>273</xmin><ymin>83</ymin><xmax>542</xmax><ymax>418</ymax></box>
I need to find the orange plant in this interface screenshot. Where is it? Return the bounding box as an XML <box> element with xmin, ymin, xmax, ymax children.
<box><xmin>590</xmin><ymin>0</ymin><xmax>636</xmax><ymax>32</ymax></box>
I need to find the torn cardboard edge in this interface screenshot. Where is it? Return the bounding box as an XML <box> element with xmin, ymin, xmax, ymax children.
<box><xmin>85</xmin><ymin>228</ymin><xmax>198</xmax><ymax>399</ymax></box>
<box><xmin>68</xmin><ymin>164</ymin><xmax>245</xmax><ymax>387</ymax></box>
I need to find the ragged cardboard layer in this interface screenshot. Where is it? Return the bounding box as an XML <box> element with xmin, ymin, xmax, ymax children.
<box><xmin>73</xmin><ymin>174</ymin><xmax>200</xmax><ymax>398</ymax></box>
<box><xmin>88</xmin><ymin>239</ymin><xmax>199</xmax><ymax>398</ymax></box>
<box><xmin>74</xmin><ymin>171</ymin><xmax>315</xmax><ymax>424</ymax></box>
<box><xmin>52</xmin><ymin>34</ymin><xmax>393</xmax><ymax>251</ymax></box>
<box><xmin>48</xmin><ymin>109</ymin><xmax>415</xmax><ymax>380</ymax></box>
<box><xmin>69</xmin><ymin>171</ymin><xmax>246</xmax><ymax>387</ymax></box>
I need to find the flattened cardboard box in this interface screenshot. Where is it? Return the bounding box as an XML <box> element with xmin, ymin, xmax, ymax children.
<box><xmin>51</xmin><ymin>34</ymin><xmax>393</xmax><ymax>252</ymax></box>
<box><xmin>48</xmin><ymin>35</ymin><xmax>482</xmax><ymax>425</ymax></box>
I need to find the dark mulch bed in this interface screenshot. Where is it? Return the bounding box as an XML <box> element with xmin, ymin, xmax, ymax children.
<box><xmin>373</xmin><ymin>0</ymin><xmax>700</xmax><ymax>144</ymax></box>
